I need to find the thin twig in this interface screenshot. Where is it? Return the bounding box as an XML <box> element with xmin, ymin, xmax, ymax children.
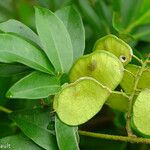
<box><xmin>0</xmin><ymin>106</ymin><xmax>12</xmax><ymax>114</ymax></box>
<box><xmin>79</xmin><ymin>130</ymin><xmax>150</xmax><ymax>144</ymax></box>
<box><xmin>124</xmin><ymin>69</ymin><xmax>136</xmax><ymax>77</ymax></box>
<box><xmin>111</xmin><ymin>91</ymin><xmax>130</xmax><ymax>99</ymax></box>
<box><xmin>133</xmin><ymin>55</ymin><xmax>143</xmax><ymax>65</ymax></box>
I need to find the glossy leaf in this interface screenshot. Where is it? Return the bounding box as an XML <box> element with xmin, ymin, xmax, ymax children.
<box><xmin>94</xmin><ymin>0</ymin><xmax>112</xmax><ymax>26</ymax></box>
<box><xmin>132</xmin><ymin>89</ymin><xmax>150</xmax><ymax>137</ymax></box>
<box><xmin>10</xmin><ymin>108</ymin><xmax>58</xmax><ymax>150</ymax></box>
<box><xmin>78</xmin><ymin>0</ymin><xmax>102</xmax><ymax>33</ymax></box>
<box><xmin>120</xmin><ymin>64</ymin><xmax>150</xmax><ymax>93</ymax></box>
<box><xmin>106</xmin><ymin>92</ymin><xmax>129</xmax><ymax>112</ymax></box>
<box><xmin>0</xmin><ymin>134</ymin><xmax>43</xmax><ymax>150</ymax></box>
<box><xmin>93</xmin><ymin>34</ymin><xmax>133</xmax><ymax>65</ymax></box>
<box><xmin>6</xmin><ymin>71</ymin><xmax>61</xmax><ymax>99</ymax></box>
<box><xmin>54</xmin><ymin>77</ymin><xmax>111</xmax><ymax>125</ymax></box>
<box><xmin>0</xmin><ymin>33</ymin><xmax>54</xmax><ymax>74</ymax></box>
<box><xmin>35</xmin><ymin>7</ymin><xmax>73</xmax><ymax>73</ymax></box>
<box><xmin>113</xmin><ymin>0</ymin><xmax>150</xmax><ymax>41</ymax></box>
<box><xmin>55</xmin><ymin>6</ymin><xmax>85</xmax><ymax>61</ymax></box>
<box><xmin>55</xmin><ymin>116</ymin><xmax>79</xmax><ymax>150</ymax></box>
<box><xmin>133</xmin><ymin>24</ymin><xmax>150</xmax><ymax>42</ymax></box>
<box><xmin>0</xmin><ymin>19</ymin><xmax>41</xmax><ymax>46</ymax></box>
<box><xmin>69</xmin><ymin>50</ymin><xmax>124</xmax><ymax>90</ymax></box>
<box><xmin>0</xmin><ymin>63</ymin><xmax>29</xmax><ymax>77</ymax></box>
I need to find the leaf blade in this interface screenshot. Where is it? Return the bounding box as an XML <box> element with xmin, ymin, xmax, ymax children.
<box><xmin>0</xmin><ymin>19</ymin><xmax>41</xmax><ymax>47</ymax></box>
<box><xmin>0</xmin><ymin>33</ymin><xmax>54</xmax><ymax>74</ymax></box>
<box><xmin>55</xmin><ymin>116</ymin><xmax>79</xmax><ymax>150</ymax></box>
<box><xmin>7</xmin><ymin>71</ymin><xmax>61</xmax><ymax>99</ymax></box>
<box><xmin>35</xmin><ymin>7</ymin><xmax>73</xmax><ymax>73</ymax></box>
<box><xmin>10</xmin><ymin>108</ymin><xmax>58</xmax><ymax>150</ymax></box>
<box><xmin>0</xmin><ymin>134</ymin><xmax>43</xmax><ymax>150</ymax></box>
<box><xmin>0</xmin><ymin>63</ymin><xmax>29</xmax><ymax>77</ymax></box>
<box><xmin>55</xmin><ymin>6</ymin><xmax>85</xmax><ymax>61</ymax></box>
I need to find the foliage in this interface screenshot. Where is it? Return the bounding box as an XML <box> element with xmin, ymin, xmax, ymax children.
<box><xmin>0</xmin><ymin>1</ymin><xmax>150</xmax><ymax>150</ymax></box>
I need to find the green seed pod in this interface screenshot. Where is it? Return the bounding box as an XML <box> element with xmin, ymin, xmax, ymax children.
<box><xmin>106</xmin><ymin>92</ymin><xmax>129</xmax><ymax>112</ymax></box>
<box><xmin>69</xmin><ymin>50</ymin><xmax>124</xmax><ymax>90</ymax></box>
<box><xmin>132</xmin><ymin>89</ymin><xmax>150</xmax><ymax>137</ymax></box>
<box><xmin>54</xmin><ymin>77</ymin><xmax>111</xmax><ymax>126</ymax></box>
<box><xmin>120</xmin><ymin>64</ymin><xmax>150</xmax><ymax>93</ymax></box>
<box><xmin>93</xmin><ymin>34</ymin><xmax>133</xmax><ymax>66</ymax></box>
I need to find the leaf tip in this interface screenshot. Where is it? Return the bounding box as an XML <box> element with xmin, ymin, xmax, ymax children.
<box><xmin>6</xmin><ymin>91</ymin><xmax>13</xmax><ymax>99</ymax></box>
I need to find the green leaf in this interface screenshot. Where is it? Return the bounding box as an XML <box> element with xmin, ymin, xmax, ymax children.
<box><xmin>106</xmin><ymin>92</ymin><xmax>129</xmax><ymax>112</ymax></box>
<box><xmin>10</xmin><ymin>108</ymin><xmax>58</xmax><ymax>150</ymax></box>
<box><xmin>0</xmin><ymin>33</ymin><xmax>54</xmax><ymax>74</ymax></box>
<box><xmin>132</xmin><ymin>24</ymin><xmax>150</xmax><ymax>42</ymax></box>
<box><xmin>0</xmin><ymin>134</ymin><xmax>43</xmax><ymax>150</ymax></box>
<box><xmin>78</xmin><ymin>0</ymin><xmax>102</xmax><ymax>32</ymax></box>
<box><xmin>54</xmin><ymin>77</ymin><xmax>111</xmax><ymax>125</ymax></box>
<box><xmin>69</xmin><ymin>50</ymin><xmax>124</xmax><ymax>90</ymax></box>
<box><xmin>0</xmin><ymin>63</ymin><xmax>29</xmax><ymax>77</ymax></box>
<box><xmin>120</xmin><ymin>64</ymin><xmax>150</xmax><ymax>93</ymax></box>
<box><xmin>132</xmin><ymin>89</ymin><xmax>150</xmax><ymax>137</ymax></box>
<box><xmin>55</xmin><ymin>6</ymin><xmax>85</xmax><ymax>61</ymax></box>
<box><xmin>35</xmin><ymin>7</ymin><xmax>73</xmax><ymax>73</ymax></box>
<box><xmin>0</xmin><ymin>0</ymin><xmax>13</xmax><ymax>21</ymax></box>
<box><xmin>0</xmin><ymin>19</ymin><xmax>41</xmax><ymax>46</ymax></box>
<box><xmin>7</xmin><ymin>71</ymin><xmax>61</xmax><ymax>99</ymax></box>
<box><xmin>55</xmin><ymin>116</ymin><xmax>79</xmax><ymax>150</ymax></box>
<box><xmin>93</xmin><ymin>34</ymin><xmax>133</xmax><ymax>66</ymax></box>
<box><xmin>0</xmin><ymin>0</ymin><xmax>13</xmax><ymax>13</ymax></box>
<box><xmin>94</xmin><ymin>0</ymin><xmax>112</xmax><ymax>26</ymax></box>
<box><xmin>113</xmin><ymin>0</ymin><xmax>150</xmax><ymax>41</ymax></box>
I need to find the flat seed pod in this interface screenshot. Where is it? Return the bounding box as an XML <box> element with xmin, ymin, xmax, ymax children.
<box><xmin>132</xmin><ymin>89</ymin><xmax>150</xmax><ymax>137</ymax></box>
<box><xmin>120</xmin><ymin>64</ymin><xmax>150</xmax><ymax>93</ymax></box>
<box><xmin>69</xmin><ymin>50</ymin><xmax>124</xmax><ymax>90</ymax></box>
<box><xmin>106</xmin><ymin>92</ymin><xmax>129</xmax><ymax>112</ymax></box>
<box><xmin>54</xmin><ymin>77</ymin><xmax>111</xmax><ymax>126</ymax></box>
<box><xmin>93</xmin><ymin>34</ymin><xmax>133</xmax><ymax>65</ymax></box>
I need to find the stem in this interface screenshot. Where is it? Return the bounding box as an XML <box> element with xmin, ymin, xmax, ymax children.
<box><xmin>133</xmin><ymin>55</ymin><xmax>143</xmax><ymax>65</ymax></box>
<box><xmin>79</xmin><ymin>130</ymin><xmax>150</xmax><ymax>144</ymax></box>
<box><xmin>126</xmin><ymin>60</ymin><xmax>147</xmax><ymax>136</ymax></box>
<box><xmin>0</xmin><ymin>106</ymin><xmax>12</xmax><ymax>114</ymax></box>
<box><xmin>124</xmin><ymin>69</ymin><xmax>136</xmax><ymax>77</ymax></box>
<box><xmin>111</xmin><ymin>91</ymin><xmax>129</xmax><ymax>99</ymax></box>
